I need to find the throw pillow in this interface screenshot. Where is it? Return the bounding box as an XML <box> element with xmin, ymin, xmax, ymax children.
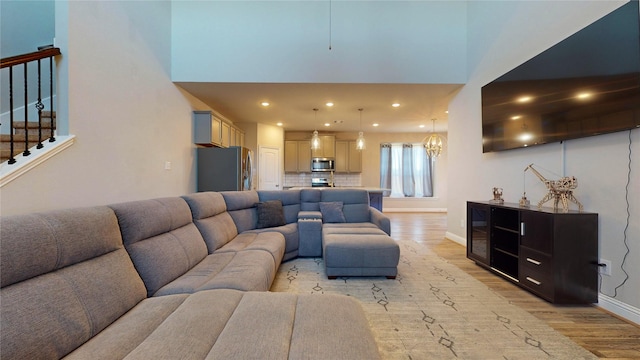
<box><xmin>319</xmin><ymin>201</ymin><xmax>346</xmax><ymax>223</ymax></box>
<box><xmin>256</xmin><ymin>200</ymin><xmax>286</xmax><ymax>229</ymax></box>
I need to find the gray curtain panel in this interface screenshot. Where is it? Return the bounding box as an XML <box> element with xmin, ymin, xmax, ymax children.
<box><xmin>402</xmin><ymin>144</ymin><xmax>414</xmax><ymax>197</ymax></box>
<box><xmin>423</xmin><ymin>152</ymin><xmax>433</xmax><ymax>197</ymax></box>
<box><xmin>380</xmin><ymin>144</ymin><xmax>391</xmax><ymax>197</ymax></box>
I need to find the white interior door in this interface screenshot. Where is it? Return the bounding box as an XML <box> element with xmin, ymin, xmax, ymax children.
<box><xmin>259</xmin><ymin>146</ymin><xmax>281</xmax><ymax>190</ymax></box>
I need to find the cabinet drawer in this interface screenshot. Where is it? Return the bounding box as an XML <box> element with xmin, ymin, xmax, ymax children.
<box><xmin>519</xmin><ymin>248</ymin><xmax>552</xmax><ymax>275</ymax></box>
<box><xmin>519</xmin><ymin>248</ymin><xmax>553</xmax><ymax>299</ymax></box>
<box><xmin>519</xmin><ymin>266</ymin><xmax>553</xmax><ymax>299</ymax></box>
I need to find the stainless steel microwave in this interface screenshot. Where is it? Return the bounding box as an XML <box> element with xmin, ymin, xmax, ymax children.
<box><xmin>311</xmin><ymin>158</ymin><xmax>335</xmax><ymax>172</ymax></box>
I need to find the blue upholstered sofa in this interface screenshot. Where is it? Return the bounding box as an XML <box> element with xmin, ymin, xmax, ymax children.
<box><xmin>1</xmin><ymin>188</ymin><xmax>394</xmax><ymax>360</ymax></box>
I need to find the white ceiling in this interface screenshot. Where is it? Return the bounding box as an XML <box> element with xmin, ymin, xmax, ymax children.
<box><xmin>177</xmin><ymin>82</ymin><xmax>462</xmax><ymax>134</ymax></box>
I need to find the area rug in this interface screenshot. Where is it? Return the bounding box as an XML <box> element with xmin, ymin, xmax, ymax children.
<box><xmin>271</xmin><ymin>240</ymin><xmax>597</xmax><ymax>360</ymax></box>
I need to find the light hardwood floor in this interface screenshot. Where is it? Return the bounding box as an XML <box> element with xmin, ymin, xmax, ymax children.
<box><xmin>386</xmin><ymin>212</ymin><xmax>640</xmax><ymax>360</ymax></box>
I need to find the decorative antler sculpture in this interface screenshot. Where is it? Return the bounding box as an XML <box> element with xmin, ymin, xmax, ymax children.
<box><xmin>525</xmin><ymin>164</ymin><xmax>583</xmax><ymax>212</ymax></box>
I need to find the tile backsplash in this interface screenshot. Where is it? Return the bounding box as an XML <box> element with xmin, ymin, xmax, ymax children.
<box><xmin>284</xmin><ymin>173</ymin><xmax>362</xmax><ymax>187</ymax></box>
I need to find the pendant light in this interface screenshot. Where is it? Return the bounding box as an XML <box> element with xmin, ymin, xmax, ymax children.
<box><xmin>356</xmin><ymin>108</ymin><xmax>366</xmax><ymax>150</ymax></box>
<box><xmin>311</xmin><ymin>108</ymin><xmax>321</xmax><ymax>150</ymax></box>
<box><xmin>424</xmin><ymin>118</ymin><xmax>443</xmax><ymax>158</ymax></box>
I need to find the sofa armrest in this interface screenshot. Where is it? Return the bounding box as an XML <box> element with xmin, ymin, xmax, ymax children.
<box><xmin>298</xmin><ymin>211</ymin><xmax>322</xmax><ymax>220</ymax></box>
<box><xmin>369</xmin><ymin>207</ymin><xmax>391</xmax><ymax>235</ymax></box>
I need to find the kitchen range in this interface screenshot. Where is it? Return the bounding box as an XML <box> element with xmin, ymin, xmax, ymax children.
<box><xmin>311</xmin><ymin>177</ymin><xmax>334</xmax><ymax>188</ymax></box>
<box><xmin>311</xmin><ymin>157</ymin><xmax>335</xmax><ymax>187</ymax></box>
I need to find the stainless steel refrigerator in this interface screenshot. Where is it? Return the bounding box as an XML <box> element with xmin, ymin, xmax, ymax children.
<box><xmin>197</xmin><ymin>146</ymin><xmax>253</xmax><ymax>191</ymax></box>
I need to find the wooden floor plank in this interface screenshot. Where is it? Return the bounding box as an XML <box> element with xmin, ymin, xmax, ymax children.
<box><xmin>386</xmin><ymin>212</ymin><xmax>640</xmax><ymax>359</ymax></box>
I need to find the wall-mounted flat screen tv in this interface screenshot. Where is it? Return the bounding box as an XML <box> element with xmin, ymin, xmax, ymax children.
<box><xmin>481</xmin><ymin>1</ymin><xmax>640</xmax><ymax>153</ymax></box>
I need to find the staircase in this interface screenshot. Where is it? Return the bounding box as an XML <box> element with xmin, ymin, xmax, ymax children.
<box><xmin>1</xmin><ymin>47</ymin><xmax>61</xmax><ymax>166</ymax></box>
<box><xmin>1</xmin><ymin>111</ymin><xmax>56</xmax><ymax>163</ymax></box>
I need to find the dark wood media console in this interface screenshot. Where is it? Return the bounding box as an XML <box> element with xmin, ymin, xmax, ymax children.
<box><xmin>467</xmin><ymin>201</ymin><xmax>598</xmax><ymax>304</ymax></box>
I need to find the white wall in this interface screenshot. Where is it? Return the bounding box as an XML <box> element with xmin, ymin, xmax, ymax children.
<box><xmin>171</xmin><ymin>1</ymin><xmax>467</xmax><ymax>84</ymax></box>
<box><xmin>1</xmin><ymin>1</ymin><xmax>197</xmax><ymax>216</ymax></box>
<box><xmin>447</xmin><ymin>0</ymin><xmax>639</xmax><ymax>312</ymax></box>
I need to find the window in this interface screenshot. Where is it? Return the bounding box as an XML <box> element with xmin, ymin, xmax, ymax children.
<box><xmin>380</xmin><ymin>143</ymin><xmax>434</xmax><ymax>197</ymax></box>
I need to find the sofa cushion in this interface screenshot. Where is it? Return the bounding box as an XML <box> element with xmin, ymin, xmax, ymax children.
<box><xmin>258</xmin><ymin>189</ymin><xmax>301</xmax><ymax>224</ymax></box>
<box><xmin>222</xmin><ymin>190</ymin><xmax>260</xmax><ymax>233</ymax></box>
<box><xmin>216</xmin><ymin>232</ymin><xmax>285</xmax><ymax>264</ymax></box>
<box><xmin>182</xmin><ymin>192</ymin><xmax>239</xmax><ymax>253</ymax></box>
<box><xmin>109</xmin><ymin>197</ymin><xmax>208</xmax><ymax>297</ymax></box>
<box><xmin>0</xmin><ymin>206</ymin><xmax>124</xmax><ymax>287</ymax></box>
<box><xmin>246</xmin><ymin>223</ymin><xmax>299</xmax><ymax>261</ymax></box>
<box><xmin>154</xmin><ymin>249</ymin><xmax>278</xmax><ymax>295</ymax></box>
<box><xmin>320</xmin><ymin>189</ymin><xmax>371</xmax><ymax>223</ymax></box>
<box><xmin>319</xmin><ymin>201</ymin><xmax>347</xmax><ymax>223</ymax></box>
<box><xmin>199</xmin><ymin>249</ymin><xmax>278</xmax><ymax>291</ymax></box>
<box><xmin>322</xmin><ymin>223</ymin><xmax>381</xmax><ymax>234</ymax></box>
<box><xmin>0</xmin><ymin>207</ymin><xmax>146</xmax><ymax>360</ymax></box>
<box><xmin>256</xmin><ymin>200</ymin><xmax>286</xmax><ymax>228</ymax></box>
<box><xmin>64</xmin><ymin>294</ymin><xmax>190</xmax><ymax>359</ymax></box>
<box><xmin>300</xmin><ymin>188</ymin><xmax>322</xmax><ymax>211</ymax></box>
<box><xmin>67</xmin><ymin>290</ymin><xmax>380</xmax><ymax>360</ymax></box>
<box><xmin>289</xmin><ymin>293</ymin><xmax>382</xmax><ymax>359</ymax></box>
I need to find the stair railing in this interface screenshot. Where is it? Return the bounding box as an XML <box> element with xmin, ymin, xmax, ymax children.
<box><xmin>1</xmin><ymin>47</ymin><xmax>61</xmax><ymax>165</ymax></box>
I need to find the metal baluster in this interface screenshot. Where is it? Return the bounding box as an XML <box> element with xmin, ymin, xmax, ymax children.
<box><xmin>22</xmin><ymin>63</ymin><xmax>30</xmax><ymax>156</ymax></box>
<box><xmin>49</xmin><ymin>55</ymin><xmax>55</xmax><ymax>143</ymax></box>
<box><xmin>8</xmin><ymin>67</ymin><xmax>16</xmax><ymax>164</ymax></box>
<box><xmin>36</xmin><ymin>59</ymin><xmax>44</xmax><ymax>149</ymax></box>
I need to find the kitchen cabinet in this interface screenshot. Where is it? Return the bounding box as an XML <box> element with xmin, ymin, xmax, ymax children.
<box><xmin>193</xmin><ymin>111</ymin><xmax>243</xmax><ymax>148</ymax></box>
<box><xmin>284</xmin><ymin>140</ymin><xmax>311</xmax><ymax>172</ymax></box>
<box><xmin>335</xmin><ymin>140</ymin><xmax>362</xmax><ymax>173</ymax></box>
<box><xmin>235</xmin><ymin>128</ymin><xmax>243</xmax><ymax>147</ymax></box>
<box><xmin>221</xmin><ymin>122</ymin><xmax>231</xmax><ymax>148</ymax></box>
<box><xmin>230</xmin><ymin>127</ymin><xmax>237</xmax><ymax>147</ymax></box>
<box><xmin>193</xmin><ymin>111</ymin><xmax>222</xmax><ymax>146</ymax></box>
<box><xmin>466</xmin><ymin>201</ymin><xmax>598</xmax><ymax>304</ymax></box>
<box><xmin>311</xmin><ymin>135</ymin><xmax>335</xmax><ymax>158</ymax></box>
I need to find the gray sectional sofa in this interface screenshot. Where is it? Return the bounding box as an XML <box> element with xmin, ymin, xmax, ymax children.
<box><xmin>1</xmin><ymin>188</ymin><xmax>396</xmax><ymax>359</ymax></box>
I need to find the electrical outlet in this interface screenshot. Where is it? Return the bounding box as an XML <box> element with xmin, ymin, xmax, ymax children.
<box><xmin>164</xmin><ymin>161</ymin><xmax>172</xmax><ymax>170</ymax></box>
<box><xmin>599</xmin><ymin>258</ymin><xmax>612</xmax><ymax>276</ymax></box>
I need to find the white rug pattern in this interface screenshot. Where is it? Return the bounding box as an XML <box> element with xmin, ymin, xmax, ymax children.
<box><xmin>271</xmin><ymin>240</ymin><xmax>597</xmax><ymax>360</ymax></box>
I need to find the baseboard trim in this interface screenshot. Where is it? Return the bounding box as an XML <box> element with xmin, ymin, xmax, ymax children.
<box><xmin>597</xmin><ymin>293</ymin><xmax>640</xmax><ymax>326</ymax></box>
<box><xmin>383</xmin><ymin>207</ymin><xmax>447</xmax><ymax>213</ymax></box>
<box><xmin>0</xmin><ymin>135</ymin><xmax>75</xmax><ymax>187</ymax></box>
<box><xmin>445</xmin><ymin>231</ymin><xmax>466</xmax><ymax>246</ymax></box>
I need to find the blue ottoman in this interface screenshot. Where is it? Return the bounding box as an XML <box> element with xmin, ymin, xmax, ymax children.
<box><xmin>322</xmin><ymin>228</ymin><xmax>400</xmax><ymax>279</ymax></box>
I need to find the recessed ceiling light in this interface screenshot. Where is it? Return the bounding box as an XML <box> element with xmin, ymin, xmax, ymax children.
<box><xmin>372</xmin><ymin>123</ymin><xmax>379</xmax><ymax>127</ymax></box>
<box><xmin>326</xmin><ymin>102</ymin><xmax>334</xmax><ymax>107</ymax></box>
<box><xmin>516</xmin><ymin>96</ymin><xmax>533</xmax><ymax>103</ymax></box>
<box><xmin>576</xmin><ymin>92</ymin><xmax>592</xmax><ymax>100</ymax></box>
<box><xmin>419</xmin><ymin>125</ymin><xmax>425</xmax><ymax>128</ymax></box>
<box><xmin>511</xmin><ymin>115</ymin><xmax>522</xmax><ymax>120</ymax></box>
<box><xmin>324</xmin><ymin>123</ymin><xmax>331</xmax><ymax>127</ymax></box>
<box><xmin>261</xmin><ymin>102</ymin><xmax>270</xmax><ymax>107</ymax></box>
<box><xmin>392</xmin><ymin>103</ymin><xmax>400</xmax><ymax>108</ymax></box>
<box><xmin>445</xmin><ymin>110</ymin><xmax>449</xmax><ymax>114</ymax></box>
<box><xmin>276</xmin><ymin>122</ymin><xmax>283</xmax><ymax>126</ymax></box>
